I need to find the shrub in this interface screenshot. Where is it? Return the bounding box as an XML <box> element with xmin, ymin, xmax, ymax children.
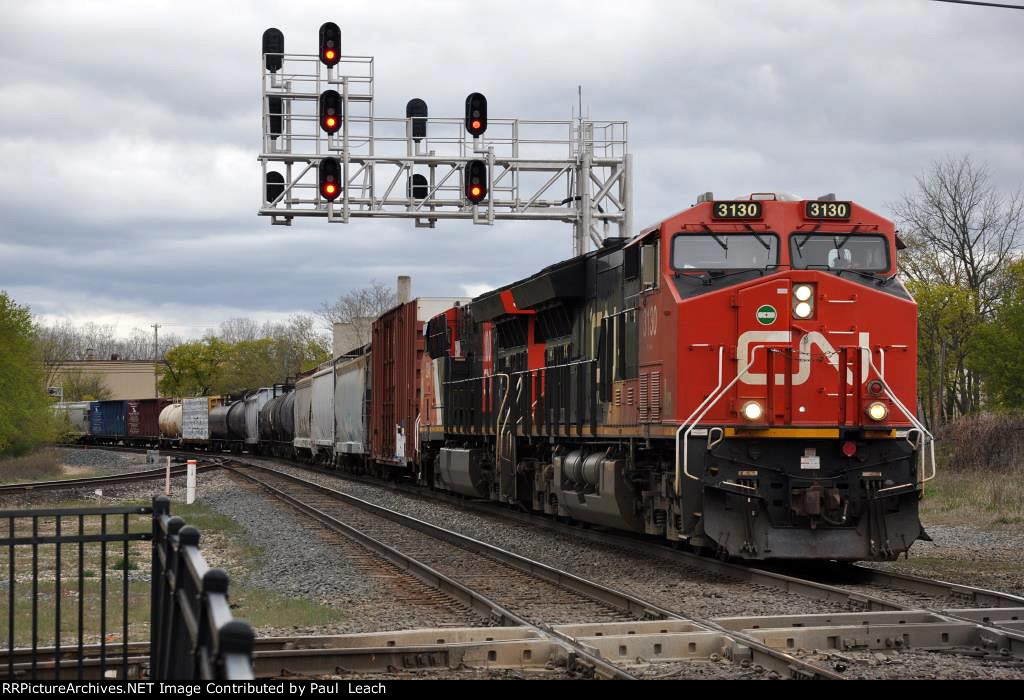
<box><xmin>938</xmin><ymin>414</ymin><xmax>1024</xmax><ymax>473</ymax></box>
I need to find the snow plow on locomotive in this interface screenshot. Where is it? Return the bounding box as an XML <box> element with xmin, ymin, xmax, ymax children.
<box><xmin>419</xmin><ymin>194</ymin><xmax>933</xmax><ymax>561</ymax></box>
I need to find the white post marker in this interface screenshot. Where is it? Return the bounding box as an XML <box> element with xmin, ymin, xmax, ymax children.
<box><xmin>165</xmin><ymin>456</ymin><xmax>172</xmax><ymax>496</ymax></box>
<box><xmin>186</xmin><ymin>460</ymin><xmax>197</xmax><ymax>505</ymax></box>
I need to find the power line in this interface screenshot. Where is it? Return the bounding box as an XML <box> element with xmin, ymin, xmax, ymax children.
<box><xmin>929</xmin><ymin>0</ymin><xmax>1024</xmax><ymax>9</ymax></box>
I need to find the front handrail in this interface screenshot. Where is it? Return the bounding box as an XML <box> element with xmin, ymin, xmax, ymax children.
<box><xmin>675</xmin><ymin>345</ymin><xmax>767</xmax><ymax>497</ymax></box>
<box><xmin>863</xmin><ymin>350</ymin><xmax>937</xmax><ymax>485</ymax></box>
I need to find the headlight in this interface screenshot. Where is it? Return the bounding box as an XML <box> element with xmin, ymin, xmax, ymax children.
<box><xmin>742</xmin><ymin>401</ymin><xmax>764</xmax><ymax>422</ymax></box>
<box><xmin>794</xmin><ymin>285</ymin><xmax>814</xmax><ymax>303</ymax></box>
<box><xmin>794</xmin><ymin>302</ymin><xmax>814</xmax><ymax>319</ymax></box>
<box><xmin>866</xmin><ymin>402</ymin><xmax>889</xmax><ymax>422</ymax></box>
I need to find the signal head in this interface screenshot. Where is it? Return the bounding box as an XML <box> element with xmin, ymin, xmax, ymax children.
<box><xmin>319</xmin><ymin>90</ymin><xmax>343</xmax><ymax>134</ymax></box>
<box><xmin>465</xmin><ymin>92</ymin><xmax>488</xmax><ymax>137</ymax></box>
<box><xmin>262</xmin><ymin>28</ymin><xmax>285</xmax><ymax>73</ymax></box>
<box><xmin>265</xmin><ymin>171</ymin><xmax>285</xmax><ymax>204</ymax></box>
<box><xmin>319</xmin><ymin>158</ymin><xmax>342</xmax><ymax>202</ymax></box>
<box><xmin>465</xmin><ymin>160</ymin><xmax>488</xmax><ymax>204</ymax></box>
<box><xmin>318</xmin><ymin>22</ymin><xmax>341</xmax><ymax>67</ymax></box>
<box><xmin>406</xmin><ymin>98</ymin><xmax>429</xmax><ymax>142</ymax></box>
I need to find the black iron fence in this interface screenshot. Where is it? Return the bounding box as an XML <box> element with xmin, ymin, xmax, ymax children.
<box><xmin>150</xmin><ymin>496</ymin><xmax>253</xmax><ymax>680</ymax></box>
<box><xmin>1</xmin><ymin>496</ymin><xmax>253</xmax><ymax>681</ymax></box>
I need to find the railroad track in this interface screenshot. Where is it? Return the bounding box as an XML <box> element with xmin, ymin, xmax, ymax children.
<box><xmin>225</xmin><ymin>458</ymin><xmax>1024</xmax><ymax>677</ymax></box>
<box><xmin>0</xmin><ymin>459</ymin><xmax>224</xmax><ymax>495</ymax></box>
<box><xmin>13</xmin><ymin>446</ymin><xmax>1024</xmax><ymax>678</ymax></box>
<box><xmin>224</xmin><ymin>462</ymin><xmax>860</xmax><ymax>679</ymax></box>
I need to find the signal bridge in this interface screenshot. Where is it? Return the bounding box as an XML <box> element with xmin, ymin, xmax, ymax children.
<box><xmin>258</xmin><ymin>25</ymin><xmax>633</xmax><ymax>256</ymax></box>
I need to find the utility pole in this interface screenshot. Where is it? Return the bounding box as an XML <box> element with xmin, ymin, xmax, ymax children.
<box><xmin>151</xmin><ymin>324</ymin><xmax>161</xmax><ymax>398</ymax></box>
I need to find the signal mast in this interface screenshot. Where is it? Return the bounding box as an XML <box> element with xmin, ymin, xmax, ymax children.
<box><xmin>258</xmin><ymin>23</ymin><xmax>633</xmax><ymax>257</ymax></box>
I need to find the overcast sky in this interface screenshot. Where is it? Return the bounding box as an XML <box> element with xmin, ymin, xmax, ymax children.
<box><xmin>1</xmin><ymin>0</ymin><xmax>1022</xmax><ymax>339</ymax></box>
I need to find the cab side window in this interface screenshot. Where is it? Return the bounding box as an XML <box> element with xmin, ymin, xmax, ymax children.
<box><xmin>641</xmin><ymin>242</ymin><xmax>660</xmax><ymax>291</ymax></box>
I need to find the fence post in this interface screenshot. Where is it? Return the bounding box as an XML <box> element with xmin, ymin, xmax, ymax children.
<box><xmin>150</xmin><ymin>496</ymin><xmax>170</xmax><ymax>676</ymax></box>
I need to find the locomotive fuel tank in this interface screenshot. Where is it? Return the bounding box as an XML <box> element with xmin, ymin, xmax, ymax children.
<box><xmin>554</xmin><ymin>451</ymin><xmax>644</xmax><ymax>532</ymax></box>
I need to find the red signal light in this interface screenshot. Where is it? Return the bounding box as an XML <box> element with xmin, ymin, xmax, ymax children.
<box><xmin>325</xmin><ymin>117</ymin><xmax>337</xmax><ymax>129</ymax></box>
<box><xmin>319</xmin><ymin>157</ymin><xmax>342</xmax><ymax>202</ymax></box>
<box><xmin>471</xmin><ymin>120</ymin><xmax>482</xmax><ymax>131</ymax></box>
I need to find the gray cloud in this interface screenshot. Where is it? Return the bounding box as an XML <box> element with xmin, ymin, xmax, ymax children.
<box><xmin>1</xmin><ymin>0</ymin><xmax>1023</xmax><ymax>337</ymax></box>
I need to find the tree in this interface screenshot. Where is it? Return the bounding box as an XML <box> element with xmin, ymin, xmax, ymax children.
<box><xmin>158</xmin><ymin>337</ymin><xmax>231</xmax><ymax>397</ymax></box>
<box><xmin>893</xmin><ymin>155</ymin><xmax>1023</xmax><ymax>316</ymax></box>
<box><xmin>61</xmin><ymin>370</ymin><xmax>113</xmax><ymax>402</ymax></box>
<box><xmin>219</xmin><ymin>318</ymin><xmax>263</xmax><ymax>344</ymax></box>
<box><xmin>0</xmin><ymin>292</ymin><xmax>55</xmax><ymax>457</ymax></box>
<box><xmin>892</xmin><ymin>156</ymin><xmax>1024</xmax><ymax>421</ymax></box>
<box><xmin>158</xmin><ymin>317</ymin><xmax>331</xmax><ymax>397</ymax></box>
<box><xmin>909</xmin><ymin>281</ymin><xmax>980</xmax><ymax>427</ymax></box>
<box><xmin>971</xmin><ymin>260</ymin><xmax>1024</xmax><ymax>411</ymax></box>
<box><xmin>318</xmin><ymin>280</ymin><xmax>397</xmax><ymax>348</ymax></box>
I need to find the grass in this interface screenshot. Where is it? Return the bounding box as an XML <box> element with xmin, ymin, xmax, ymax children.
<box><xmin>0</xmin><ymin>580</ymin><xmax>151</xmax><ymax>648</ymax></box>
<box><xmin>0</xmin><ymin>497</ymin><xmax>344</xmax><ymax>649</ymax></box>
<box><xmin>0</xmin><ymin>448</ymin><xmax>67</xmax><ymax>484</ymax></box>
<box><xmin>229</xmin><ymin>589</ymin><xmax>346</xmax><ymax>630</ymax></box>
<box><xmin>922</xmin><ymin>470</ymin><xmax>1024</xmax><ymax>527</ymax></box>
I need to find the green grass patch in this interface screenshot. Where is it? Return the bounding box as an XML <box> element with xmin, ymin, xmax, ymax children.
<box><xmin>228</xmin><ymin>588</ymin><xmax>346</xmax><ymax>630</ymax></box>
<box><xmin>0</xmin><ymin>579</ymin><xmax>151</xmax><ymax>649</ymax></box>
<box><xmin>922</xmin><ymin>471</ymin><xmax>1024</xmax><ymax>527</ymax></box>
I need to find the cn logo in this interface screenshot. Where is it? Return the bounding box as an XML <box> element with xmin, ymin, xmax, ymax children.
<box><xmin>737</xmin><ymin>331</ymin><xmax>871</xmax><ymax>387</ymax></box>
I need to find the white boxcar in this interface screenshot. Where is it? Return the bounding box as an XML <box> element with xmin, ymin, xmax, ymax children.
<box><xmin>183</xmin><ymin>397</ymin><xmax>213</xmax><ymax>442</ymax></box>
<box><xmin>335</xmin><ymin>354</ymin><xmax>369</xmax><ymax>456</ymax></box>
<box><xmin>243</xmin><ymin>388</ymin><xmax>280</xmax><ymax>445</ymax></box>
<box><xmin>293</xmin><ymin>376</ymin><xmax>313</xmax><ymax>451</ymax></box>
<box><xmin>311</xmin><ymin>365</ymin><xmax>336</xmax><ymax>453</ymax></box>
<box><xmin>56</xmin><ymin>402</ymin><xmax>92</xmax><ymax>437</ymax></box>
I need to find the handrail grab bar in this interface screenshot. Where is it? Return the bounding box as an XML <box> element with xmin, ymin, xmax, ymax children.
<box><xmin>675</xmin><ymin>345</ymin><xmax>767</xmax><ymax>497</ymax></box>
<box><xmin>863</xmin><ymin>349</ymin><xmax>936</xmax><ymax>485</ymax></box>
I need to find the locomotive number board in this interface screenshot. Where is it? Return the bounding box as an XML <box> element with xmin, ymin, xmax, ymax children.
<box><xmin>712</xmin><ymin>201</ymin><xmax>763</xmax><ymax>220</ymax></box>
<box><xmin>805</xmin><ymin>201</ymin><xmax>853</xmax><ymax>220</ymax></box>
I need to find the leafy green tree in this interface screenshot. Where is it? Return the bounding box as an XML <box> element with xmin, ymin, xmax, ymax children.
<box><xmin>221</xmin><ymin>338</ymin><xmax>280</xmax><ymax>394</ymax></box>
<box><xmin>909</xmin><ymin>281</ymin><xmax>980</xmax><ymax>427</ymax></box>
<box><xmin>158</xmin><ymin>337</ymin><xmax>231</xmax><ymax>397</ymax></box>
<box><xmin>0</xmin><ymin>292</ymin><xmax>55</xmax><ymax>457</ymax></box>
<box><xmin>971</xmin><ymin>261</ymin><xmax>1024</xmax><ymax>411</ymax></box>
<box><xmin>61</xmin><ymin>369</ymin><xmax>113</xmax><ymax>401</ymax></box>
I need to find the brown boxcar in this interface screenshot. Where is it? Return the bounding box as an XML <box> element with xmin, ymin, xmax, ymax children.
<box><xmin>126</xmin><ymin>399</ymin><xmax>171</xmax><ymax>440</ymax></box>
<box><xmin>371</xmin><ymin>298</ymin><xmax>468</xmax><ymax>470</ymax></box>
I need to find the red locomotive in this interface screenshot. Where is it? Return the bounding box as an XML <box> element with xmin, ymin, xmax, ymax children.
<box><xmin>400</xmin><ymin>193</ymin><xmax>933</xmax><ymax>561</ymax></box>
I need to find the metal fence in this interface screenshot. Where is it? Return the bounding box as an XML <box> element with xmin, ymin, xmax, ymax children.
<box><xmin>150</xmin><ymin>496</ymin><xmax>253</xmax><ymax>680</ymax></box>
<box><xmin>1</xmin><ymin>496</ymin><xmax>253</xmax><ymax>681</ymax></box>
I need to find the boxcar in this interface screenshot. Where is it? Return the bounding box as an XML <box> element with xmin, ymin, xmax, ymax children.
<box><xmin>182</xmin><ymin>397</ymin><xmax>221</xmax><ymax>445</ymax></box>
<box><xmin>370</xmin><ymin>298</ymin><xmax>469</xmax><ymax>473</ymax></box>
<box><xmin>126</xmin><ymin>399</ymin><xmax>170</xmax><ymax>443</ymax></box>
<box><xmin>89</xmin><ymin>400</ymin><xmax>127</xmax><ymax>441</ymax></box>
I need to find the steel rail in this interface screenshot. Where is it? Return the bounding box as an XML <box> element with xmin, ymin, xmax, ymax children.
<box><xmin>256</xmin><ymin>455</ymin><xmax>1024</xmax><ymax>613</ymax></box>
<box><xmin>53</xmin><ymin>447</ymin><xmax>1024</xmax><ymax>614</ymax></box>
<box><xmin>226</xmin><ymin>462</ymin><xmax>845</xmax><ymax>680</ymax></box>
<box><xmin>0</xmin><ymin>461</ymin><xmax>224</xmax><ymax>495</ymax></box>
<box><xmin>49</xmin><ymin>447</ymin><xmax>1024</xmax><ymax>665</ymax></box>
<box><xmin>223</xmin><ymin>465</ymin><xmax>635</xmax><ymax>680</ymax></box>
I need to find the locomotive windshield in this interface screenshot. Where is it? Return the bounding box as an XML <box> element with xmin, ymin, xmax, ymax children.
<box><xmin>672</xmin><ymin>234</ymin><xmax>779</xmax><ymax>271</ymax></box>
<box><xmin>790</xmin><ymin>234</ymin><xmax>890</xmax><ymax>272</ymax></box>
